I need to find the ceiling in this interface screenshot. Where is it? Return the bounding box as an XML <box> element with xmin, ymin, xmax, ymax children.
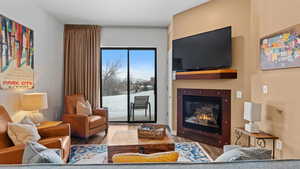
<box><xmin>32</xmin><ymin>0</ymin><xmax>209</xmax><ymax>27</ymax></box>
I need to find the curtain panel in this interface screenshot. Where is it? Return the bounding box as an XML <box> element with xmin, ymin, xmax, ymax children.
<box><xmin>64</xmin><ymin>25</ymin><xmax>101</xmax><ymax>109</ymax></box>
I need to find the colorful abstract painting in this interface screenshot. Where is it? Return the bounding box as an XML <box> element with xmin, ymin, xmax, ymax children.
<box><xmin>0</xmin><ymin>15</ymin><xmax>34</xmax><ymax>89</ymax></box>
<box><xmin>260</xmin><ymin>30</ymin><xmax>300</xmax><ymax>70</ymax></box>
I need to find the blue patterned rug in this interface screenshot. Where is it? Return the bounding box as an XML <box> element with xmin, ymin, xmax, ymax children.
<box><xmin>69</xmin><ymin>142</ymin><xmax>212</xmax><ymax>164</ymax></box>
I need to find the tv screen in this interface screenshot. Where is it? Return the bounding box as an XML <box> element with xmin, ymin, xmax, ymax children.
<box><xmin>172</xmin><ymin>26</ymin><xmax>232</xmax><ymax>71</ymax></box>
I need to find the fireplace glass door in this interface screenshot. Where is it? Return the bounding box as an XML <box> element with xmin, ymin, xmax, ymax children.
<box><xmin>183</xmin><ymin>95</ymin><xmax>222</xmax><ymax>134</ymax></box>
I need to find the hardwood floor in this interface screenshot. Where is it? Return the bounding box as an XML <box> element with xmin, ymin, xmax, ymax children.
<box><xmin>71</xmin><ymin>124</ymin><xmax>223</xmax><ymax>160</ymax></box>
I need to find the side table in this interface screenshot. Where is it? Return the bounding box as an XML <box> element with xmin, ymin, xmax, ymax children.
<box><xmin>234</xmin><ymin>127</ymin><xmax>278</xmax><ymax>159</ymax></box>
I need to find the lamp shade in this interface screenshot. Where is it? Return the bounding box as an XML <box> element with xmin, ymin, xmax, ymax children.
<box><xmin>21</xmin><ymin>93</ymin><xmax>48</xmax><ymax>111</ymax></box>
<box><xmin>243</xmin><ymin>102</ymin><xmax>261</xmax><ymax>122</ymax></box>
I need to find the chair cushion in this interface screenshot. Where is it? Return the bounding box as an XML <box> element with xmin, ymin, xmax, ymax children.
<box><xmin>7</xmin><ymin>122</ymin><xmax>41</xmax><ymax>145</ymax></box>
<box><xmin>22</xmin><ymin>141</ymin><xmax>64</xmax><ymax>164</ymax></box>
<box><xmin>76</xmin><ymin>100</ymin><xmax>92</xmax><ymax>116</ymax></box>
<box><xmin>88</xmin><ymin>115</ymin><xmax>105</xmax><ymax>129</ymax></box>
<box><xmin>112</xmin><ymin>151</ymin><xmax>179</xmax><ymax>163</ymax></box>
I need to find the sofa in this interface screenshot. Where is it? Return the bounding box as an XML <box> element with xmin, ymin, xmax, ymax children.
<box><xmin>0</xmin><ymin>105</ymin><xmax>71</xmax><ymax>164</ymax></box>
<box><xmin>62</xmin><ymin>95</ymin><xmax>108</xmax><ymax>139</ymax></box>
<box><xmin>1</xmin><ymin>160</ymin><xmax>300</xmax><ymax>169</ymax></box>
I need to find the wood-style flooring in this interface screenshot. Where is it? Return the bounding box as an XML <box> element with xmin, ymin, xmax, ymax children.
<box><xmin>71</xmin><ymin>124</ymin><xmax>223</xmax><ymax>160</ymax></box>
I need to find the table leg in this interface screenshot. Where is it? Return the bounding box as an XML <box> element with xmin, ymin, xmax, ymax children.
<box><xmin>149</xmin><ymin>104</ymin><xmax>151</xmax><ymax>120</ymax></box>
<box><xmin>234</xmin><ymin>129</ymin><xmax>243</xmax><ymax>145</ymax></box>
<box><xmin>272</xmin><ymin>139</ymin><xmax>276</xmax><ymax>159</ymax></box>
<box><xmin>133</xmin><ymin>108</ymin><xmax>135</xmax><ymax>121</ymax></box>
<box><xmin>248</xmin><ymin>136</ymin><xmax>251</xmax><ymax>147</ymax></box>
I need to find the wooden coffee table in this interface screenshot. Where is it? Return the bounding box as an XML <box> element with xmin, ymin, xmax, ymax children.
<box><xmin>107</xmin><ymin>130</ymin><xmax>175</xmax><ymax>163</ymax></box>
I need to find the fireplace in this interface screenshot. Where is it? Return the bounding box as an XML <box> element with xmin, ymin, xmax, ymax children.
<box><xmin>177</xmin><ymin>89</ymin><xmax>231</xmax><ymax>147</ymax></box>
<box><xmin>183</xmin><ymin>95</ymin><xmax>222</xmax><ymax>134</ymax></box>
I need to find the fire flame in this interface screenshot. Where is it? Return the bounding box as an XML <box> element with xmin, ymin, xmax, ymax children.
<box><xmin>197</xmin><ymin>114</ymin><xmax>213</xmax><ymax>121</ymax></box>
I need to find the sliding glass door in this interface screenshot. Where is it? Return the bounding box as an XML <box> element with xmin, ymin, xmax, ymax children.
<box><xmin>101</xmin><ymin>48</ymin><xmax>157</xmax><ymax>123</ymax></box>
<box><xmin>129</xmin><ymin>50</ymin><xmax>156</xmax><ymax>122</ymax></box>
<box><xmin>101</xmin><ymin>49</ymin><xmax>128</xmax><ymax>122</ymax></box>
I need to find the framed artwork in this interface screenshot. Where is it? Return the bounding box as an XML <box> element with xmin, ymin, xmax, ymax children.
<box><xmin>260</xmin><ymin>25</ymin><xmax>300</xmax><ymax>70</ymax></box>
<box><xmin>0</xmin><ymin>15</ymin><xmax>34</xmax><ymax>89</ymax></box>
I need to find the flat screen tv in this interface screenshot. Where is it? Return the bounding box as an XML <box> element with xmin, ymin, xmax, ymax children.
<box><xmin>172</xmin><ymin>26</ymin><xmax>232</xmax><ymax>71</ymax></box>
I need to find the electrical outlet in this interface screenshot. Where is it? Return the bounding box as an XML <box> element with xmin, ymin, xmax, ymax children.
<box><xmin>276</xmin><ymin>140</ymin><xmax>283</xmax><ymax>150</ymax></box>
<box><xmin>262</xmin><ymin>85</ymin><xmax>268</xmax><ymax>94</ymax></box>
<box><xmin>172</xmin><ymin>71</ymin><xmax>176</xmax><ymax>80</ymax></box>
<box><xmin>236</xmin><ymin>91</ymin><xmax>243</xmax><ymax>99</ymax></box>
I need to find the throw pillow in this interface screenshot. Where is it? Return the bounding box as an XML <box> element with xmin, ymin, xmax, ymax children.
<box><xmin>215</xmin><ymin>147</ymin><xmax>272</xmax><ymax>162</ymax></box>
<box><xmin>7</xmin><ymin>122</ymin><xmax>41</xmax><ymax>145</ymax></box>
<box><xmin>22</xmin><ymin>141</ymin><xmax>64</xmax><ymax>164</ymax></box>
<box><xmin>240</xmin><ymin>147</ymin><xmax>272</xmax><ymax>160</ymax></box>
<box><xmin>112</xmin><ymin>151</ymin><xmax>179</xmax><ymax>163</ymax></box>
<box><xmin>76</xmin><ymin>100</ymin><xmax>92</xmax><ymax>116</ymax></box>
<box><xmin>215</xmin><ymin>148</ymin><xmax>245</xmax><ymax>162</ymax></box>
<box><xmin>223</xmin><ymin>145</ymin><xmax>241</xmax><ymax>152</ymax></box>
<box><xmin>20</xmin><ymin>116</ymin><xmax>36</xmax><ymax>126</ymax></box>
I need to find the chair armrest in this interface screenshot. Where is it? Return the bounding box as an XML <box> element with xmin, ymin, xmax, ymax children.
<box><xmin>39</xmin><ymin>137</ymin><xmax>63</xmax><ymax>149</ymax></box>
<box><xmin>0</xmin><ymin>144</ymin><xmax>25</xmax><ymax>164</ymax></box>
<box><xmin>93</xmin><ymin>108</ymin><xmax>108</xmax><ymax>123</ymax></box>
<box><xmin>62</xmin><ymin>113</ymin><xmax>89</xmax><ymax>138</ymax></box>
<box><xmin>63</xmin><ymin>113</ymin><xmax>89</xmax><ymax>122</ymax></box>
<box><xmin>93</xmin><ymin>108</ymin><xmax>107</xmax><ymax>117</ymax></box>
<box><xmin>0</xmin><ymin>137</ymin><xmax>71</xmax><ymax>164</ymax></box>
<box><xmin>39</xmin><ymin>136</ymin><xmax>70</xmax><ymax>150</ymax></box>
<box><xmin>39</xmin><ymin>136</ymin><xmax>70</xmax><ymax>162</ymax></box>
<box><xmin>38</xmin><ymin>123</ymin><xmax>71</xmax><ymax>138</ymax></box>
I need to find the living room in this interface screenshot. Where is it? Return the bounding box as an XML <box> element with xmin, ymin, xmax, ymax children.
<box><xmin>1</xmin><ymin>0</ymin><xmax>300</xmax><ymax>168</ymax></box>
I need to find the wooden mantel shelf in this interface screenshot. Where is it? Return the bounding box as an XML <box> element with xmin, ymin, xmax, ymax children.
<box><xmin>175</xmin><ymin>69</ymin><xmax>237</xmax><ymax>80</ymax></box>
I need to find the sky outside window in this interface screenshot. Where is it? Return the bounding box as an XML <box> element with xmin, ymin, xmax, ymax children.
<box><xmin>102</xmin><ymin>49</ymin><xmax>155</xmax><ymax>81</ymax></box>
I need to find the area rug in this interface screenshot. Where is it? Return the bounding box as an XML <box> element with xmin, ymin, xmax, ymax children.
<box><xmin>69</xmin><ymin>142</ymin><xmax>213</xmax><ymax>164</ymax></box>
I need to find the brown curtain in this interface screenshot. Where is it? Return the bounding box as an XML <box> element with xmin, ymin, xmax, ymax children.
<box><xmin>64</xmin><ymin>25</ymin><xmax>101</xmax><ymax>109</ymax></box>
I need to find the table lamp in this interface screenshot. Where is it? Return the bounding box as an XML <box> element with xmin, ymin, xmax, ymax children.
<box><xmin>21</xmin><ymin>93</ymin><xmax>48</xmax><ymax>125</ymax></box>
<box><xmin>244</xmin><ymin>101</ymin><xmax>261</xmax><ymax>133</ymax></box>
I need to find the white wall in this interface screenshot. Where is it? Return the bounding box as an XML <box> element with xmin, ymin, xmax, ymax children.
<box><xmin>101</xmin><ymin>27</ymin><xmax>168</xmax><ymax>124</ymax></box>
<box><xmin>0</xmin><ymin>0</ymin><xmax>64</xmax><ymax>120</ymax></box>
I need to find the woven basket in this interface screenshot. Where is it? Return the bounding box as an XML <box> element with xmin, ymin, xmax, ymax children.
<box><xmin>138</xmin><ymin>124</ymin><xmax>166</xmax><ymax>139</ymax></box>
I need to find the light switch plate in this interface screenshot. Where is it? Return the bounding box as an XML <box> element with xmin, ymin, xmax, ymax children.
<box><xmin>262</xmin><ymin>85</ymin><xmax>268</xmax><ymax>94</ymax></box>
<box><xmin>236</xmin><ymin>91</ymin><xmax>243</xmax><ymax>99</ymax></box>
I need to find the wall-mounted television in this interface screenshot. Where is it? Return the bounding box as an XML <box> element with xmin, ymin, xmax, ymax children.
<box><xmin>172</xmin><ymin>26</ymin><xmax>232</xmax><ymax>72</ymax></box>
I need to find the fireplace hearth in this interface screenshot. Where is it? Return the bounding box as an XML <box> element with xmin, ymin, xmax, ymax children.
<box><xmin>177</xmin><ymin>89</ymin><xmax>231</xmax><ymax>147</ymax></box>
